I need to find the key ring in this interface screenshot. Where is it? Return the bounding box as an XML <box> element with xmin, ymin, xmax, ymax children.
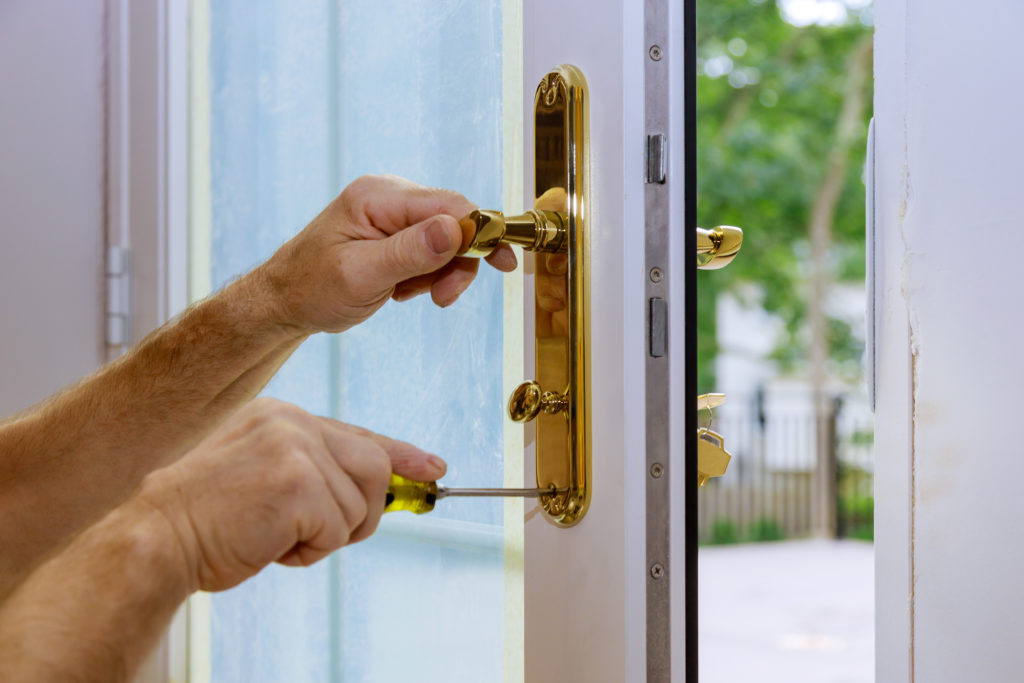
<box><xmin>697</xmin><ymin>393</ymin><xmax>726</xmax><ymax>433</ymax></box>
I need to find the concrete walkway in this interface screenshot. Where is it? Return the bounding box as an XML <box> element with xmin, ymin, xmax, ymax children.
<box><xmin>699</xmin><ymin>540</ymin><xmax>874</xmax><ymax>683</ymax></box>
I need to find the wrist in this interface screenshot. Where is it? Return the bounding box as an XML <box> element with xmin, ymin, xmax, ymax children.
<box><xmin>234</xmin><ymin>256</ymin><xmax>315</xmax><ymax>338</ymax></box>
<box><xmin>0</xmin><ymin>485</ymin><xmax>197</xmax><ymax>680</ymax></box>
<box><xmin>201</xmin><ymin>262</ymin><xmax>312</xmax><ymax>342</ymax></box>
<box><xmin>124</xmin><ymin>476</ymin><xmax>201</xmax><ymax>598</ymax></box>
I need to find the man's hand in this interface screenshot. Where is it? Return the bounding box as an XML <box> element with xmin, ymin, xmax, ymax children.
<box><xmin>0</xmin><ymin>398</ymin><xmax>442</xmax><ymax>681</ymax></box>
<box><xmin>137</xmin><ymin>397</ymin><xmax>445</xmax><ymax>593</ymax></box>
<box><xmin>0</xmin><ymin>173</ymin><xmax>504</xmax><ymax>594</ymax></box>
<box><xmin>257</xmin><ymin>174</ymin><xmax>517</xmax><ymax>334</ymax></box>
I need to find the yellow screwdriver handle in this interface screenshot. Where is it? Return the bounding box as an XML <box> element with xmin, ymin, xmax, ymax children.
<box><xmin>384</xmin><ymin>474</ymin><xmax>439</xmax><ymax>514</ymax></box>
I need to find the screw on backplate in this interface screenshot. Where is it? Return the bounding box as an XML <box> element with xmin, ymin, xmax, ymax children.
<box><xmin>649</xmin><ymin>45</ymin><xmax>663</xmax><ymax>61</ymax></box>
<box><xmin>542</xmin><ymin>79</ymin><xmax>557</xmax><ymax>106</ymax></box>
<box><xmin>650</xmin><ymin>563</ymin><xmax>665</xmax><ymax>579</ymax></box>
<box><xmin>650</xmin><ymin>463</ymin><xmax>664</xmax><ymax>479</ymax></box>
<box><xmin>649</xmin><ymin>267</ymin><xmax>663</xmax><ymax>282</ymax></box>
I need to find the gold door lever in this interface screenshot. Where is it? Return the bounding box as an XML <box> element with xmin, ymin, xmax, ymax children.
<box><xmin>452</xmin><ymin>65</ymin><xmax>591</xmax><ymax>528</ymax></box>
<box><xmin>458</xmin><ymin>209</ymin><xmax>568</xmax><ymax>257</ymax></box>
<box><xmin>697</xmin><ymin>225</ymin><xmax>743</xmax><ymax>269</ymax></box>
<box><xmin>507</xmin><ymin>380</ymin><xmax>569</xmax><ymax>423</ymax></box>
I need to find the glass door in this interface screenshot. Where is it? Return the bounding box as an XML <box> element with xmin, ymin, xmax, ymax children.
<box><xmin>187</xmin><ymin>1</ymin><xmax>523</xmax><ymax>680</ymax></box>
<box><xmin>184</xmin><ymin>0</ymin><xmax>694</xmax><ymax>680</ymax></box>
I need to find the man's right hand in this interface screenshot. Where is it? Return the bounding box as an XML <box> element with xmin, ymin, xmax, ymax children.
<box><xmin>254</xmin><ymin>174</ymin><xmax>517</xmax><ymax>335</ymax></box>
<box><xmin>133</xmin><ymin>398</ymin><xmax>445</xmax><ymax>593</ymax></box>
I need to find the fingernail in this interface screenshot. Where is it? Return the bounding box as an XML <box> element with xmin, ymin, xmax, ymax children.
<box><xmin>428</xmin><ymin>455</ymin><xmax>447</xmax><ymax>471</ymax></box>
<box><xmin>426</xmin><ymin>219</ymin><xmax>452</xmax><ymax>255</ymax></box>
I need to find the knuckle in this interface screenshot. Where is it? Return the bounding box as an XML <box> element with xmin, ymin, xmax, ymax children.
<box><xmin>349</xmin><ymin>494</ymin><xmax>369</xmax><ymax>529</ymax></box>
<box><xmin>244</xmin><ymin>398</ymin><xmax>290</xmax><ymax>430</ymax></box>
<box><xmin>249</xmin><ymin>400</ymin><xmax>314</xmax><ymax>434</ymax></box>
<box><xmin>250</xmin><ymin>396</ymin><xmax>292</xmax><ymax>415</ymax></box>
<box><xmin>250</xmin><ymin>396</ymin><xmax>282</xmax><ymax>410</ymax></box>
<box><xmin>244</xmin><ymin>397</ymin><xmax>284</xmax><ymax>424</ymax></box>
<box><xmin>341</xmin><ymin>174</ymin><xmax>380</xmax><ymax>205</ymax></box>
<box><xmin>325</xmin><ymin>524</ymin><xmax>353</xmax><ymax>553</ymax></box>
<box><xmin>258</xmin><ymin>420</ymin><xmax>301</xmax><ymax>453</ymax></box>
<box><xmin>428</xmin><ymin>186</ymin><xmax>472</xmax><ymax>212</ymax></box>
<box><xmin>270</xmin><ymin>400</ymin><xmax>308</xmax><ymax>422</ymax></box>
<box><xmin>274</xmin><ymin>449</ymin><xmax>319</xmax><ymax>497</ymax></box>
<box><xmin>364</xmin><ymin>443</ymin><xmax>393</xmax><ymax>486</ymax></box>
<box><xmin>429</xmin><ymin>186</ymin><xmax>462</xmax><ymax>202</ymax></box>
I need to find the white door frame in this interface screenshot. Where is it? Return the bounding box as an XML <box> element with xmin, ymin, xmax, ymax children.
<box><xmin>106</xmin><ymin>0</ymin><xmax>189</xmax><ymax>362</ymax></box>
<box><xmin>873</xmin><ymin>2</ymin><xmax>1024</xmax><ymax>681</ymax></box>
<box><xmin>870</xmin><ymin>3</ymin><xmax>912</xmax><ymax>680</ymax></box>
<box><xmin>105</xmin><ymin>0</ymin><xmax>190</xmax><ymax>680</ymax></box>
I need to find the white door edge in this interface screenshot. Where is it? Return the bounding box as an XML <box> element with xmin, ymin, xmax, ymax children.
<box><xmin>522</xmin><ymin>1</ymin><xmax>680</xmax><ymax>681</ymax></box>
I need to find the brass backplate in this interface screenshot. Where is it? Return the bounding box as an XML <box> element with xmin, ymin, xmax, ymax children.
<box><xmin>532</xmin><ymin>65</ymin><xmax>590</xmax><ymax>527</ymax></box>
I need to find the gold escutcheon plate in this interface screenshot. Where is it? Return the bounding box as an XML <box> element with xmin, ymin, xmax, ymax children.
<box><xmin>531</xmin><ymin>65</ymin><xmax>590</xmax><ymax>527</ymax></box>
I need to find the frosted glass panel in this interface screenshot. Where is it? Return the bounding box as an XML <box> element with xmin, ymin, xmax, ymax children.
<box><xmin>199</xmin><ymin>1</ymin><xmax>507</xmax><ymax>680</ymax></box>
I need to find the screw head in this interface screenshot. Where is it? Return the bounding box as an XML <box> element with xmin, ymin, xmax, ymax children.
<box><xmin>649</xmin><ymin>45</ymin><xmax>663</xmax><ymax>61</ymax></box>
<box><xmin>650</xmin><ymin>463</ymin><xmax>664</xmax><ymax>479</ymax></box>
<box><xmin>650</xmin><ymin>563</ymin><xmax>665</xmax><ymax>579</ymax></box>
<box><xmin>649</xmin><ymin>267</ymin><xmax>663</xmax><ymax>282</ymax></box>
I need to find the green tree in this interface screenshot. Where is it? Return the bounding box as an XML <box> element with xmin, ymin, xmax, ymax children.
<box><xmin>697</xmin><ymin>0</ymin><xmax>873</xmax><ymax>393</ymax></box>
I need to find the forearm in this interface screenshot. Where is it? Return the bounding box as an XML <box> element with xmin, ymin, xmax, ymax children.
<box><xmin>0</xmin><ymin>496</ymin><xmax>193</xmax><ymax>683</ymax></box>
<box><xmin>0</xmin><ymin>268</ymin><xmax>306</xmax><ymax>588</ymax></box>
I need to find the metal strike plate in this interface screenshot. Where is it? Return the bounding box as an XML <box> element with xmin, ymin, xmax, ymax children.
<box><xmin>458</xmin><ymin>65</ymin><xmax>591</xmax><ymax>527</ymax></box>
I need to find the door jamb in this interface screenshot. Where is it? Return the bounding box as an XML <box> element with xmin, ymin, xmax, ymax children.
<box><xmin>105</xmin><ymin>0</ymin><xmax>190</xmax><ymax>680</ymax></box>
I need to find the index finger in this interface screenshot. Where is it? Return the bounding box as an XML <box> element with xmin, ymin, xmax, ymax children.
<box><xmin>347</xmin><ymin>175</ymin><xmax>477</xmax><ymax>236</ymax></box>
<box><xmin>319</xmin><ymin>417</ymin><xmax>447</xmax><ymax>482</ymax></box>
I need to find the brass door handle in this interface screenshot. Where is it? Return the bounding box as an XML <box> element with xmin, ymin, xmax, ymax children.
<box><xmin>458</xmin><ymin>209</ymin><xmax>568</xmax><ymax>256</ymax></box>
<box><xmin>697</xmin><ymin>225</ymin><xmax>743</xmax><ymax>269</ymax></box>
<box><xmin>455</xmin><ymin>65</ymin><xmax>591</xmax><ymax>528</ymax></box>
<box><xmin>696</xmin><ymin>229</ymin><xmax>741</xmax><ymax>490</ymax></box>
<box><xmin>508</xmin><ymin>381</ymin><xmax>568</xmax><ymax>423</ymax></box>
<box><xmin>696</xmin><ymin>224</ymin><xmax>745</xmax><ymax>491</ymax></box>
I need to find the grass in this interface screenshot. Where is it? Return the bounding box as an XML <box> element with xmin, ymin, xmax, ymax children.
<box><xmin>702</xmin><ymin>517</ymin><xmax>787</xmax><ymax>545</ymax></box>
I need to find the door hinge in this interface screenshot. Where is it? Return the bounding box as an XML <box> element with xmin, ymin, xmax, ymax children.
<box><xmin>106</xmin><ymin>245</ymin><xmax>132</xmax><ymax>348</ymax></box>
<box><xmin>645</xmin><ymin>133</ymin><xmax>666</xmax><ymax>184</ymax></box>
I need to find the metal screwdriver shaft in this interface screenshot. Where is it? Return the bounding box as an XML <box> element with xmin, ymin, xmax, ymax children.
<box><xmin>384</xmin><ymin>474</ymin><xmax>561</xmax><ymax>514</ymax></box>
<box><xmin>437</xmin><ymin>486</ymin><xmax>549</xmax><ymax>499</ymax></box>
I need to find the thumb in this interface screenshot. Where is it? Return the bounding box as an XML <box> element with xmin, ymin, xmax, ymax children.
<box><xmin>356</xmin><ymin>215</ymin><xmax>463</xmax><ymax>291</ymax></box>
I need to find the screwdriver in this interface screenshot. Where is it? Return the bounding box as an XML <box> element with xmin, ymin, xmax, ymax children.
<box><xmin>384</xmin><ymin>473</ymin><xmax>558</xmax><ymax>514</ymax></box>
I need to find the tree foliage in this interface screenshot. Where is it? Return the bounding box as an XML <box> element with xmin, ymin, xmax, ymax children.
<box><xmin>697</xmin><ymin>0</ymin><xmax>873</xmax><ymax>392</ymax></box>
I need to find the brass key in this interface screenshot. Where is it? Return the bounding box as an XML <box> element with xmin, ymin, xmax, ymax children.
<box><xmin>697</xmin><ymin>429</ymin><xmax>732</xmax><ymax>488</ymax></box>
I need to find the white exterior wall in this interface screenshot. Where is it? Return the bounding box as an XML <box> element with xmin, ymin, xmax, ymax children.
<box><xmin>874</xmin><ymin>2</ymin><xmax>1024</xmax><ymax>680</ymax></box>
<box><xmin>0</xmin><ymin>1</ymin><xmax>107</xmax><ymax>416</ymax></box>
